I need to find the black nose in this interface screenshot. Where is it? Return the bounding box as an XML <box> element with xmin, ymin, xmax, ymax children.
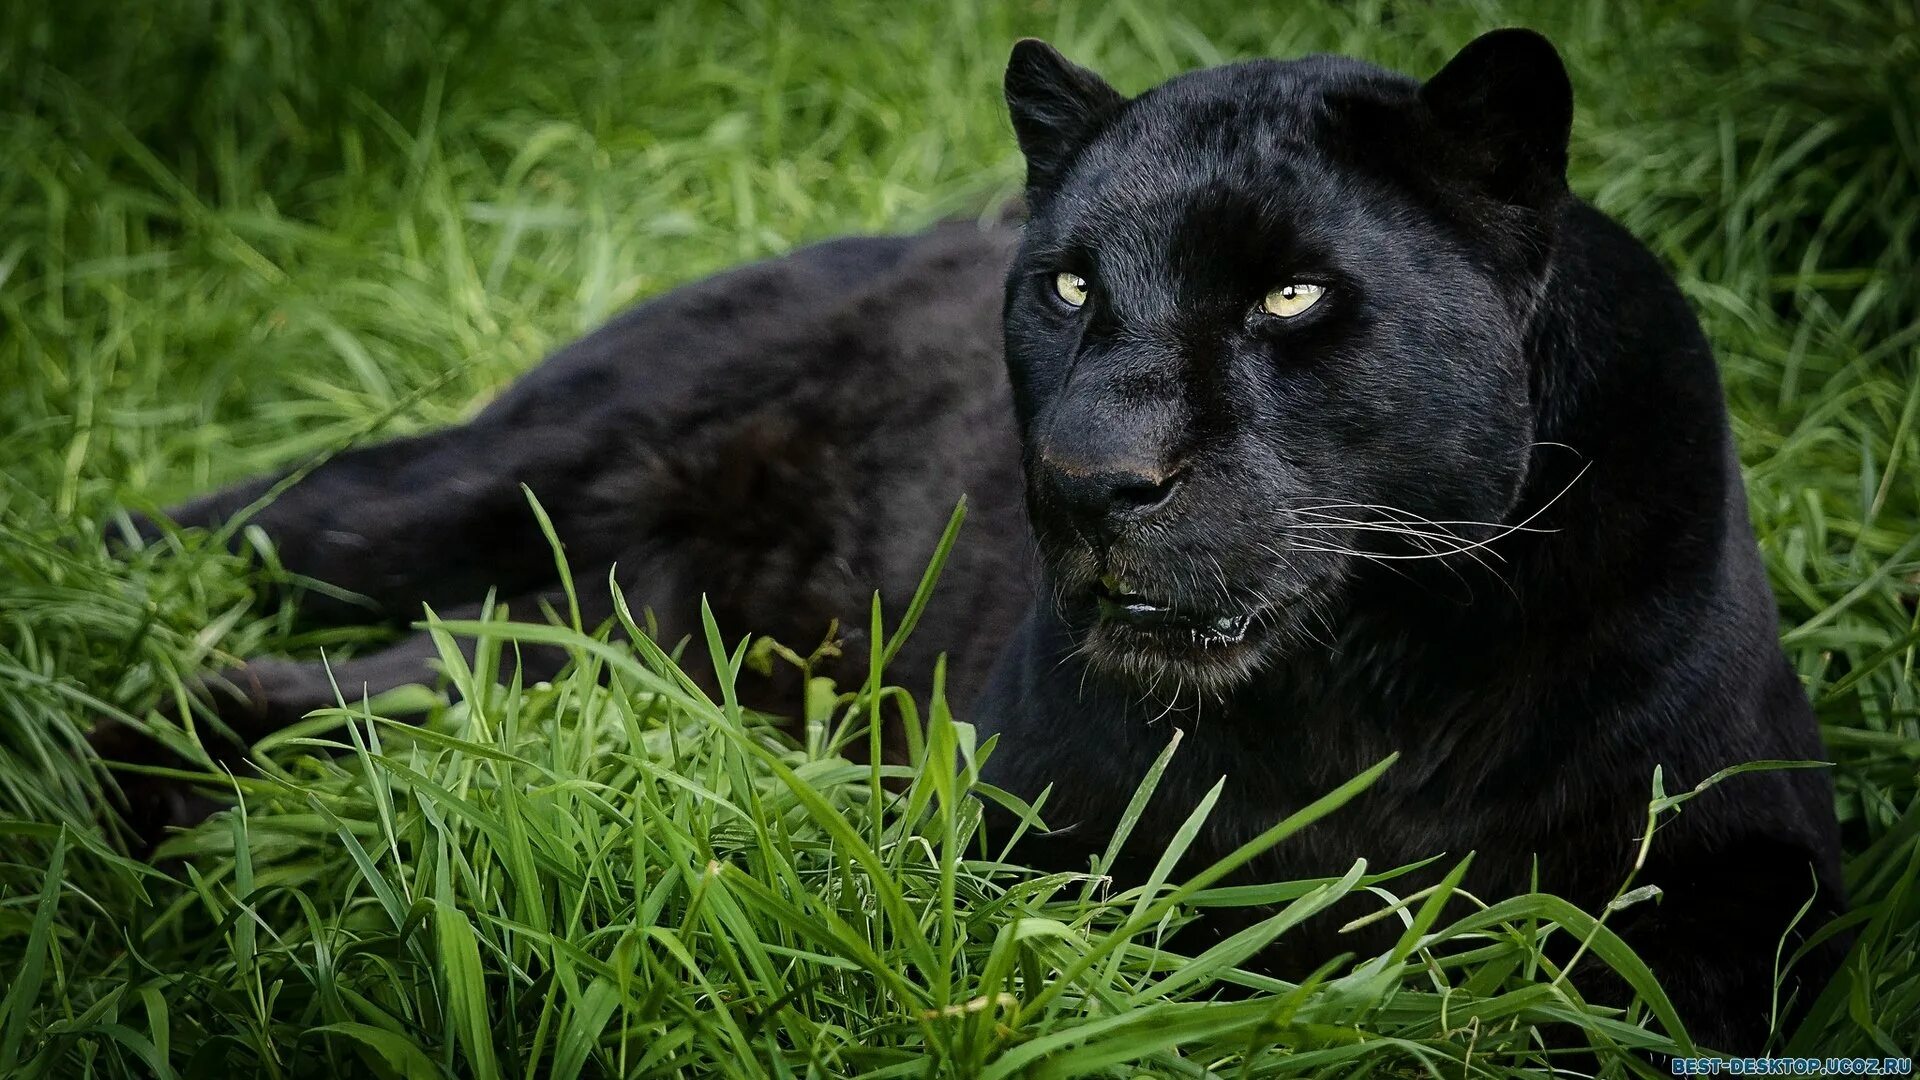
<box><xmin>1039</xmin><ymin>458</ymin><xmax>1184</xmax><ymax>537</ymax></box>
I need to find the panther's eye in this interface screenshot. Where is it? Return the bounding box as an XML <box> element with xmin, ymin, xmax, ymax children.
<box><xmin>1054</xmin><ymin>272</ymin><xmax>1089</xmax><ymax>308</ymax></box>
<box><xmin>1261</xmin><ymin>283</ymin><xmax>1324</xmax><ymax>319</ymax></box>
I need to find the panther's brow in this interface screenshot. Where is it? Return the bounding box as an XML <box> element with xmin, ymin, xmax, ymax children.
<box><xmin>1022</xmin><ymin>235</ymin><xmax>1086</xmax><ymax>268</ymax></box>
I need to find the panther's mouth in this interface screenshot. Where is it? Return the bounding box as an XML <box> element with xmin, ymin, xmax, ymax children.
<box><xmin>1093</xmin><ymin>575</ymin><xmax>1258</xmax><ymax>649</ymax></box>
<box><xmin>1073</xmin><ymin>568</ymin><xmax>1322</xmax><ymax>695</ymax></box>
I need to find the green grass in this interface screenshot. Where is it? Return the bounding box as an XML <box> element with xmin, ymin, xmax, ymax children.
<box><xmin>1</xmin><ymin>0</ymin><xmax>1916</xmax><ymax>1074</ymax></box>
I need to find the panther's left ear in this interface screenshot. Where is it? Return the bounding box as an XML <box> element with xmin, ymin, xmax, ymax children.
<box><xmin>1419</xmin><ymin>29</ymin><xmax>1572</xmax><ymax>209</ymax></box>
<box><xmin>1005</xmin><ymin>39</ymin><xmax>1126</xmax><ymax>195</ymax></box>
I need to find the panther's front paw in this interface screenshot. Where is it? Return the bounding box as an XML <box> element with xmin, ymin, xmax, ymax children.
<box><xmin>87</xmin><ymin>716</ymin><xmax>222</xmax><ymax>856</ymax></box>
<box><xmin>88</xmin><ymin>660</ymin><xmax>325</xmax><ymax>856</ymax></box>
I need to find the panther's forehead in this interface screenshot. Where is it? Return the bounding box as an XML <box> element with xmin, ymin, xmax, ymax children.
<box><xmin>1087</xmin><ymin>55</ymin><xmax>1412</xmax><ymax>176</ymax></box>
<box><xmin>1029</xmin><ymin>129</ymin><xmax>1416</xmax><ymax>327</ymax></box>
<box><xmin>1033</xmin><ymin>56</ymin><xmax>1417</xmax><ymax>274</ymax></box>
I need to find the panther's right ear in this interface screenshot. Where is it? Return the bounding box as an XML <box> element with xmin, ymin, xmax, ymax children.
<box><xmin>1004</xmin><ymin>39</ymin><xmax>1125</xmax><ymax>195</ymax></box>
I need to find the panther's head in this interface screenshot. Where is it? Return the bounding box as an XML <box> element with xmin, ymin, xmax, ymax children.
<box><xmin>1001</xmin><ymin>30</ymin><xmax>1573</xmax><ymax>696</ymax></box>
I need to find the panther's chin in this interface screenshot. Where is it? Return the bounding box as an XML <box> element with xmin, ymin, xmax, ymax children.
<box><xmin>1076</xmin><ymin>581</ymin><xmax>1291</xmax><ymax>699</ymax></box>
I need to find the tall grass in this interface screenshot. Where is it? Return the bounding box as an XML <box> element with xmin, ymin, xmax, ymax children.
<box><xmin>1</xmin><ymin>0</ymin><xmax>1915</xmax><ymax>1073</ymax></box>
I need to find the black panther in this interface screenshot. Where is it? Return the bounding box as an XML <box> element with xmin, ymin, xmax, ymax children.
<box><xmin>96</xmin><ymin>30</ymin><xmax>1844</xmax><ymax>1052</ymax></box>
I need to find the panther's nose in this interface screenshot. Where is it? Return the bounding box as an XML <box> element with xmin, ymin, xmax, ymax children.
<box><xmin>1037</xmin><ymin>455</ymin><xmax>1185</xmax><ymax>538</ymax></box>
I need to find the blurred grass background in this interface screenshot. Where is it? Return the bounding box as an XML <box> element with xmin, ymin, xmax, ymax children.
<box><xmin>1</xmin><ymin>0</ymin><xmax>1916</xmax><ymax>1073</ymax></box>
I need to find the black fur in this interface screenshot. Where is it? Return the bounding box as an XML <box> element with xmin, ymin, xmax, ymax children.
<box><xmin>101</xmin><ymin>30</ymin><xmax>1843</xmax><ymax>1053</ymax></box>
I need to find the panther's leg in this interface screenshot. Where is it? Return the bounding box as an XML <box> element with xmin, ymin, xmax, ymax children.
<box><xmin>129</xmin><ymin>416</ymin><xmax>619</xmax><ymax>625</ymax></box>
<box><xmin>90</xmin><ymin>565</ymin><xmax>663</xmax><ymax>849</ymax></box>
<box><xmin>1604</xmin><ymin>832</ymin><xmax>1846</xmax><ymax>1053</ymax></box>
<box><xmin>125</xmin><ymin>232</ymin><xmax>924</xmax><ymax>626</ymax></box>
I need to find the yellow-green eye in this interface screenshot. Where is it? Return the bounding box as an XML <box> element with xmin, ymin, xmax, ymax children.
<box><xmin>1262</xmin><ymin>283</ymin><xmax>1324</xmax><ymax>318</ymax></box>
<box><xmin>1054</xmin><ymin>272</ymin><xmax>1089</xmax><ymax>308</ymax></box>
